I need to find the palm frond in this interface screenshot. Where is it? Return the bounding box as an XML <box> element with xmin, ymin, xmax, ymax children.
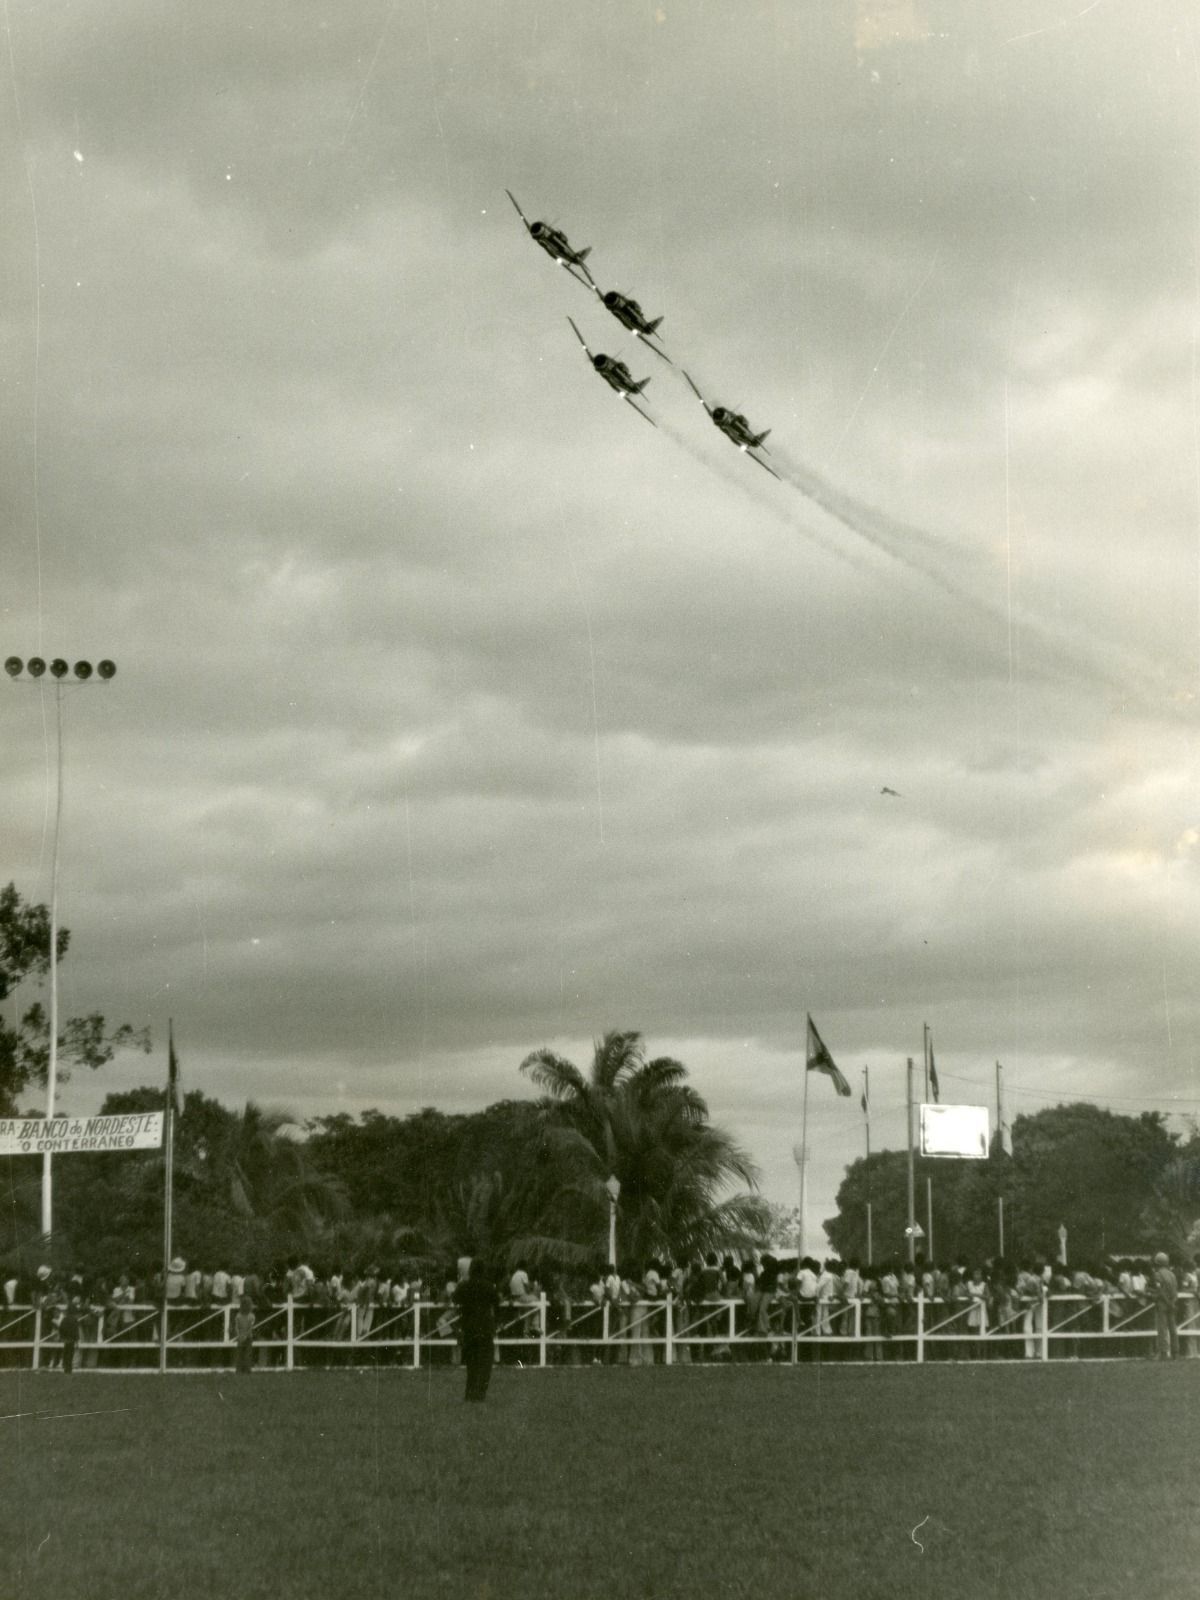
<box><xmin>520</xmin><ymin>1050</ymin><xmax>590</xmax><ymax>1102</ymax></box>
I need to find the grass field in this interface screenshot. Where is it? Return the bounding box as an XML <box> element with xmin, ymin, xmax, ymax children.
<box><xmin>2</xmin><ymin>1362</ymin><xmax>1196</xmax><ymax>1600</ymax></box>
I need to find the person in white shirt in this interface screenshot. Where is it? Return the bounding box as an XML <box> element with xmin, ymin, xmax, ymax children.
<box><xmin>508</xmin><ymin>1264</ymin><xmax>532</xmax><ymax>1301</ymax></box>
<box><xmin>794</xmin><ymin>1257</ymin><xmax>818</xmax><ymax>1347</ymax></box>
<box><xmin>815</xmin><ymin>1261</ymin><xmax>837</xmax><ymax>1337</ymax></box>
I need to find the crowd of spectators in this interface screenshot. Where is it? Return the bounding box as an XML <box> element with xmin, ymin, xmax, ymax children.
<box><xmin>1</xmin><ymin>1247</ymin><xmax>1192</xmax><ymax>1367</ymax></box>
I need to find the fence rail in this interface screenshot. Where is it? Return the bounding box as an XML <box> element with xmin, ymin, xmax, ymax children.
<box><xmin>0</xmin><ymin>1293</ymin><xmax>1193</xmax><ymax>1371</ymax></box>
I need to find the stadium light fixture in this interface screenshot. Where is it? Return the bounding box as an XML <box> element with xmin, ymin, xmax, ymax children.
<box><xmin>4</xmin><ymin>647</ymin><xmax>120</xmax><ymax>1238</ymax></box>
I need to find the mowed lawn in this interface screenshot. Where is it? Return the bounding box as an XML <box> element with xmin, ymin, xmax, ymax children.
<box><xmin>2</xmin><ymin>1362</ymin><xmax>1196</xmax><ymax>1600</ymax></box>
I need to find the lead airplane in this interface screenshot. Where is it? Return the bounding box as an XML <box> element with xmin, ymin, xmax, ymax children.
<box><xmin>568</xmin><ymin>318</ymin><xmax>656</xmax><ymax>428</ymax></box>
<box><xmin>506</xmin><ymin>190</ymin><xmax>596</xmax><ymax>288</ymax></box>
<box><xmin>683</xmin><ymin>371</ymin><xmax>779</xmax><ymax>478</ymax></box>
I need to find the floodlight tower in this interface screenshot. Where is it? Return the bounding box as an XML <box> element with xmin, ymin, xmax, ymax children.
<box><xmin>4</xmin><ymin>655</ymin><xmax>117</xmax><ymax>1238</ymax></box>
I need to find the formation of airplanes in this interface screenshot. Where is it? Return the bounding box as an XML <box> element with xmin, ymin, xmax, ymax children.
<box><xmin>507</xmin><ymin>189</ymin><xmax>777</xmax><ymax>475</ymax></box>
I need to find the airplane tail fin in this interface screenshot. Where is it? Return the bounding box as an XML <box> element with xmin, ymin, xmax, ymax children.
<box><xmin>754</xmin><ymin>428</ymin><xmax>771</xmax><ymax>449</ymax></box>
<box><xmin>634</xmin><ymin>376</ymin><xmax>651</xmax><ymax>393</ymax></box>
<box><xmin>577</xmin><ymin>247</ymin><xmax>592</xmax><ymax>261</ymax></box>
<box><xmin>646</xmin><ymin>316</ymin><xmax>663</xmax><ymax>334</ymax></box>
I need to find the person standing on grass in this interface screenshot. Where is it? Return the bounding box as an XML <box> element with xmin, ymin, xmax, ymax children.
<box><xmin>454</xmin><ymin>1259</ymin><xmax>500</xmax><ymax>1402</ymax></box>
<box><xmin>58</xmin><ymin>1297</ymin><xmax>81</xmax><ymax>1375</ymax></box>
<box><xmin>1152</xmin><ymin>1253</ymin><xmax>1179</xmax><ymax>1361</ymax></box>
<box><xmin>235</xmin><ymin>1295</ymin><xmax>256</xmax><ymax>1373</ymax></box>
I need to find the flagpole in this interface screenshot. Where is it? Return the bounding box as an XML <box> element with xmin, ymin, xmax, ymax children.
<box><xmin>905</xmin><ymin>1057</ymin><xmax>916</xmax><ymax>1264</ymax></box>
<box><xmin>863</xmin><ymin>1066</ymin><xmax>872</xmax><ymax>1265</ymax></box>
<box><xmin>796</xmin><ymin>1059</ymin><xmax>811</xmax><ymax>1264</ymax></box>
<box><xmin>160</xmin><ymin>1019</ymin><xmax>176</xmax><ymax>1375</ymax></box>
<box><xmin>995</xmin><ymin>1060</ymin><xmax>1005</xmax><ymax>1152</ymax></box>
<box><xmin>926</xmin><ymin>1176</ymin><xmax>934</xmax><ymax>1262</ymax></box>
<box><xmin>922</xmin><ymin>1026</ymin><xmax>933</xmax><ymax>1261</ymax></box>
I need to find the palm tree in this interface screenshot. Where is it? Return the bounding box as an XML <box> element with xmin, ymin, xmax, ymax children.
<box><xmin>518</xmin><ymin>1031</ymin><xmax>767</xmax><ymax>1268</ymax></box>
<box><xmin>187</xmin><ymin>1100</ymin><xmax>349</xmax><ymax>1243</ymax></box>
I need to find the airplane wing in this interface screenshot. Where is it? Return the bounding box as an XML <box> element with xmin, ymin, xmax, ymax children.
<box><xmin>567</xmin><ymin>317</ymin><xmax>592</xmax><ymax>360</ymax></box>
<box><xmin>682</xmin><ymin>371</ymin><xmax>712</xmax><ymax>415</ymax></box>
<box><xmin>641</xmin><ymin>334</ymin><xmax>673</xmax><ymax>366</ymax></box>
<box><xmin>747</xmin><ymin>449</ymin><xmax>781</xmax><ymax>481</ymax></box>
<box><xmin>564</xmin><ymin>260</ymin><xmax>597</xmax><ymax>292</ymax></box>
<box><xmin>623</xmin><ymin>395</ymin><xmax>657</xmax><ymax>429</ymax></box>
<box><xmin>505</xmin><ymin>189</ymin><xmax>534</xmax><ymax>234</ymax></box>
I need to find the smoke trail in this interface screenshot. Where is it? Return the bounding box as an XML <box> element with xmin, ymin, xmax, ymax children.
<box><xmin>651</xmin><ymin>413</ymin><xmax>879</xmax><ymax>582</ymax></box>
<box><xmin>767</xmin><ymin>441</ymin><xmax>1170</xmax><ymax>706</ymax></box>
<box><xmin>661</xmin><ymin>370</ymin><xmax>1170</xmax><ymax>706</ymax></box>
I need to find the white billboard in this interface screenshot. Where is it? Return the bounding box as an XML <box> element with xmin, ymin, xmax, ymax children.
<box><xmin>920</xmin><ymin>1103</ymin><xmax>990</xmax><ymax>1160</ymax></box>
<box><xmin>0</xmin><ymin>1112</ymin><xmax>164</xmax><ymax>1157</ymax></box>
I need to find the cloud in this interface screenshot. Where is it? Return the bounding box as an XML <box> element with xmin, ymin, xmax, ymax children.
<box><xmin>3</xmin><ymin>0</ymin><xmax>1198</xmax><ymax>1242</ymax></box>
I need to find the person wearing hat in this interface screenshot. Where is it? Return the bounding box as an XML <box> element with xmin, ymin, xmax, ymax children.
<box><xmin>31</xmin><ymin>1265</ymin><xmax>53</xmax><ymax>1313</ymax></box>
<box><xmin>165</xmin><ymin>1257</ymin><xmax>187</xmax><ymax>1301</ymax></box>
<box><xmin>1152</xmin><ymin>1252</ymin><xmax>1179</xmax><ymax>1360</ymax></box>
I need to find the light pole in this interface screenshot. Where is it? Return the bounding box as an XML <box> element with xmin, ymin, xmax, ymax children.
<box><xmin>605</xmin><ymin>1174</ymin><xmax>621</xmax><ymax>1268</ymax></box>
<box><xmin>5</xmin><ymin>655</ymin><xmax>117</xmax><ymax>1239</ymax></box>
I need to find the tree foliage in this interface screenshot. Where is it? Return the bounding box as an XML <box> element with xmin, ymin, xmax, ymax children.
<box><xmin>825</xmin><ymin>1102</ymin><xmax>1185</xmax><ymax>1265</ymax></box>
<box><xmin>517</xmin><ymin>1031</ymin><xmax>768</xmax><ymax>1267</ymax></box>
<box><xmin>0</xmin><ymin>881</ymin><xmax>150</xmax><ymax>1114</ymax></box>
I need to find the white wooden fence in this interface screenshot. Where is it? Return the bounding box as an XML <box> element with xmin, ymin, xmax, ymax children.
<box><xmin>0</xmin><ymin>1293</ymin><xmax>1194</xmax><ymax>1371</ymax></box>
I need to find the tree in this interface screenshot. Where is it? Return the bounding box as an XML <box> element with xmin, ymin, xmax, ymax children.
<box><xmin>824</xmin><ymin>1102</ymin><xmax>1183</xmax><ymax>1266</ymax></box>
<box><xmin>518</xmin><ymin>1030</ymin><xmax>768</xmax><ymax>1268</ymax></box>
<box><xmin>306</xmin><ymin>1100</ymin><xmax>554</xmax><ymax>1269</ymax></box>
<box><xmin>4</xmin><ymin>1089</ymin><xmax>350</xmax><ymax>1280</ymax></box>
<box><xmin>0</xmin><ymin>881</ymin><xmax>150</xmax><ymax>1114</ymax></box>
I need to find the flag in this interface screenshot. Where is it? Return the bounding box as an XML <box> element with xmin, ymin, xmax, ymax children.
<box><xmin>860</xmin><ymin>1082</ymin><xmax>869</xmax><ymax>1117</ymax></box>
<box><xmin>997</xmin><ymin>1062</ymin><xmax>1013</xmax><ymax>1155</ymax></box>
<box><xmin>167</xmin><ymin>1023</ymin><xmax>182</xmax><ymax>1117</ymax></box>
<box><xmin>806</xmin><ymin>1015</ymin><xmax>852</xmax><ymax>1096</ymax></box>
<box><xmin>928</xmin><ymin>1045</ymin><xmax>940</xmax><ymax>1104</ymax></box>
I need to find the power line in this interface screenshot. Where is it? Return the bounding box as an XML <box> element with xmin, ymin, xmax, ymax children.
<box><xmin>934</xmin><ymin>1066</ymin><xmax>1199</xmax><ymax>1112</ymax></box>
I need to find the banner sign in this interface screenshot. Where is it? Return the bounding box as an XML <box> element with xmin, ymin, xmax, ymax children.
<box><xmin>0</xmin><ymin>1112</ymin><xmax>164</xmax><ymax>1157</ymax></box>
<box><xmin>920</xmin><ymin>1103</ymin><xmax>990</xmax><ymax>1160</ymax></box>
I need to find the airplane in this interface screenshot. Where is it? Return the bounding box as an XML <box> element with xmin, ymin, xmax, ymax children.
<box><xmin>596</xmin><ymin>289</ymin><xmax>670</xmax><ymax>362</ymax></box>
<box><xmin>506</xmin><ymin>190</ymin><xmax>596</xmax><ymax>288</ymax></box>
<box><xmin>880</xmin><ymin>787</ymin><xmax>902</xmax><ymax>797</ymax></box>
<box><xmin>567</xmin><ymin>318</ymin><xmax>656</xmax><ymax>428</ymax></box>
<box><xmin>683</xmin><ymin>371</ymin><xmax>779</xmax><ymax>478</ymax></box>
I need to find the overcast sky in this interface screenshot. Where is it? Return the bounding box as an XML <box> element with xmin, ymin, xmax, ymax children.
<box><xmin>3</xmin><ymin>0</ymin><xmax>1198</xmax><ymax>1248</ymax></box>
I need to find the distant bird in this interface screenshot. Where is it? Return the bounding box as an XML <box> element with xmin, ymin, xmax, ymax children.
<box><xmin>880</xmin><ymin>786</ymin><xmax>902</xmax><ymax>797</ymax></box>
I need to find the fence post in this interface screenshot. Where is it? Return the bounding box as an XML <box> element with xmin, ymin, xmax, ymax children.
<box><xmin>539</xmin><ymin>1294</ymin><xmax>548</xmax><ymax>1369</ymax></box>
<box><xmin>1040</xmin><ymin>1291</ymin><xmax>1050</xmax><ymax>1362</ymax></box>
<box><xmin>32</xmin><ymin>1305</ymin><xmax>41</xmax><ymax>1372</ymax></box>
<box><xmin>916</xmin><ymin>1293</ymin><xmax>925</xmax><ymax>1364</ymax></box>
<box><xmin>665</xmin><ymin>1295</ymin><xmax>674</xmax><ymax>1366</ymax></box>
<box><xmin>790</xmin><ymin>1298</ymin><xmax>798</xmax><ymax>1365</ymax></box>
<box><xmin>286</xmin><ymin>1296</ymin><xmax>295</xmax><ymax>1372</ymax></box>
<box><xmin>413</xmin><ymin>1298</ymin><xmax>422</xmax><ymax>1369</ymax></box>
<box><xmin>1101</xmin><ymin>1293</ymin><xmax>1110</xmax><ymax>1339</ymax></box>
